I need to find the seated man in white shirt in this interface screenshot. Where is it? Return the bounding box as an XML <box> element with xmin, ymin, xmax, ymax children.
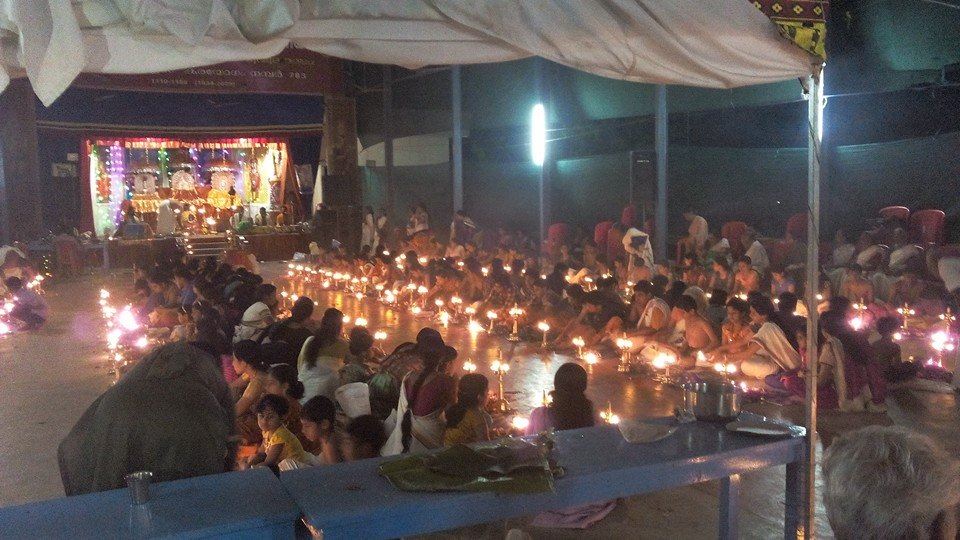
<box><xmin>606</xmin><ymin>280</ymin><xmax>671</xmax><ymax>352</ymax></box>
<box><xmin>742</xmin><ymin>231</ymin><xmax>770</xmax><ymax>276</ymax></box>
<box><xmin>677</xmin><ymin>210</ymin><xmax>709</xmax><ymax>259</ymax></box>
<box><xmin>887</xmin><ymin>228</ymin><xmax>921</xmax><ymax>275</ymax></box>
<box><xmin>831</xmin><ymin>228</ymin><xmax>856</xmax><ymax>268</ymax></box>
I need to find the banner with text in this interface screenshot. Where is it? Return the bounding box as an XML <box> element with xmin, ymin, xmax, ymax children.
<box><xmin>73</xmin><ymin>47</ymin><xmax>343</xmax><ymax>96</ymax></box>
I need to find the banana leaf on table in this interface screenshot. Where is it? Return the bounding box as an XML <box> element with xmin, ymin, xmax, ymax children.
<box><xmin>378</xmin><ymin>440</ymin><xmax>555</xmax><ymax>494</ymax></box>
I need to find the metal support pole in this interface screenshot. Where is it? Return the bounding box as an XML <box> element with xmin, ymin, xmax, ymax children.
<box><xmin>719</xmin><ymin>474</ymin><xmax>741</xmax><ymax>540</ymax></box>
<box><xmin>451</xmin><ymin>66</ymin><xmax>464</xmax><ymax>214</ymax></box>
<box><xmin>785</xmin><ymin>460</ymin><xmax>803</xmax><ymax>539</ymax></box>
<box><xmin>803</xmin><ymin>71</ymin><xmax>823</xmax><ymax>540</ymax></box>
<box><xmin>654</xmin><ymin>85</ymin><xmax>668</xmax><ymax>263</ymax></box>
<box><xmin>383</xmin><ymin>66</ymin><xmax>395</xmax><ymax>216</ymax></box>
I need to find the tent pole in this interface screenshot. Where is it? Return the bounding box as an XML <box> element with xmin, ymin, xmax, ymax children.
<box><xmin>654</xmin><ymin>85</ymin><xmax>668</xmax><ymax>262</ymax></box>
<box><xmin>803</xmin><ymin>71</ymin><xmax>823</xmax><ymax>540</ymax></box>
<box><xmin>451</xmin><ymin>66</ymin><xmax>464</xmax><ymax>215</ymax></box>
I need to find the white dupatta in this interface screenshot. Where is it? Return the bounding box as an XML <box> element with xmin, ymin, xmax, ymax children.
<box><xmin>381</xmin><ymin>374</ymin><xmax>445</xmax><ymax>456</ymax></box>
<box><xmin>820</xmin><ymin>337</ymin><xmax>852</xmax><ymax>410</ymax></box>
<box><xmin>751</xmin><ymin>322</ymin><xmax>800</xmax><ymax>371</ymax></box>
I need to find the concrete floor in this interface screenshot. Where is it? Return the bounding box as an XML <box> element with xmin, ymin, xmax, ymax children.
<box><xmin>1</xmin><ymin>264</ymin><xmax>957</xmax><ymax>539</ymax></box>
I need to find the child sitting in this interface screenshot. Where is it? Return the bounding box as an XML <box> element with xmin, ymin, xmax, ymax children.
<box><xmin>526</xmin><ymin>362</ymin><xmax>595</xmax><ymax>434</ymax></box>
<box><xmin>264</xmin><ymin>364</ymin><xmax>309</xmax><ymax>449</ymax></box>
<box><xmin>5</xmin><ymin>276</ymin><xmax>47</xmax><ymax>330</ymax></box>
<box><xmin>341</xmin><ymin>415</ymin><xmax>387</xmax><ymax>461</ymax></box>
<box><xmin>242</xmin><ymin>394</ymin><xmax>307</xmax><ymax>470</ymax></box>
<box><xmin>279</xmin><ymin>395</ymin><xmax>341</xmax><ymax>470</ymax></box>
<box><xmin>168</xmin><ymin>306</ymin><xmax>195</xmax><ymax>342</ymax></box>
<box><xmin>340</xmin><ymin>327</ymin><xmax>376</xmax><ymax>385</ymax></box>
<box><xmin>874</xmin><ymin>316</ymin><xmax>916</xmax><ymax>383</ymax></box>
<box><xmin>770</xmin><ymin>267</ymin><xmax>796</xmax><ymax>296</ymax></box>
<box><xmin>443</xmin><ymin>373</ymin><xmax>491</xmax><ymax>446</ymax></box>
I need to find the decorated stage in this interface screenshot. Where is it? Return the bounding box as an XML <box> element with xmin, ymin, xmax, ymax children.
<box><xmin>81</xmin><ymin>136</ymin><xmax>307</xmax><ymax>239</ymax></box>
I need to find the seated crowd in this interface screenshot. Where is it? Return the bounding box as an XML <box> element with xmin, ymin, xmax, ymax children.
<box><xmin>331</xmin><ymin>206</ymin><xmax>957</xmax><ymax>413</ymax></box>
<box><xmin>119</xmin><ymin>204</ymin><xmax>960</xmax><ymax>475</ymax></box>
<box><xmin>50</xmin><ymin>202</ymin><xmax>959</xmax><ymax>538</ymax></box>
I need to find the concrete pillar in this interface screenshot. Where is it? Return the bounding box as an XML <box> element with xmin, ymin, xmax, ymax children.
<box><xmin>382</xmin><ymin>66</ymin><xmax>395</xmax><ymax>216</ymax></box>
<box><xmin>451</xmin><ymin>66</ymin><xmax>464</xmax><ymax>213</ymax></box>
<box><xmin>0</xmin><ymin>80</ymin><xmax>43</xmax><ymax>244</ymax></box>
<box><xmin>654</xmin><ymin>84</ymin><xmax>668</xmax><ymax>262</ymax></box>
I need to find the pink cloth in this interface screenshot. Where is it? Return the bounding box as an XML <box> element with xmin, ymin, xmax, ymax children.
<box><xmin>781</xmin><ymin>372</ymin><xmax>839</xmax><ymax>410</ymax></box>
<box><xmin>221</xmin><ymin>355</ymin><xmax>238</xmax><ymax>384</ymax></box>
<box><xmin>605</xmin><ymin>227</ymin><xmax>624</xmax><ymax>261</ymax></box>
<box><xmin>525</xmin><ymin>406</ymin><xmax>553</xmax><ymax>435</ymax></box>
<box><xmin>784</xmin><ymin>351</ymin><xmax>886</xmax><ymax>408</ymax></box>
<box><xmin>529</xmin><ymin>501</ymin><xmax>617</xmax><ymax>529</ymax></box>
<box><xmin>844</xmin><ymin>360</ymin><xmax>887</xmax><ymax>405</ymax></box>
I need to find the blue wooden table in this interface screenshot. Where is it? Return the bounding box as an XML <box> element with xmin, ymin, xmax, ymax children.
<box><xmin>0</xmin><ymin>468</ymin><xmax>299</xmax><ymax>539</ymax></box>
<box><xmin>281</xmin><ymin>420</ymin><xmax>805</xmax><ymax>539</ymax></box>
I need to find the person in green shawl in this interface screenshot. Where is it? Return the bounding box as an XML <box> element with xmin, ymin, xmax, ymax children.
<box><xmin>58</xmin><ymin>342</ymin><xmax>235</xmax><ymax>495</ymax></box>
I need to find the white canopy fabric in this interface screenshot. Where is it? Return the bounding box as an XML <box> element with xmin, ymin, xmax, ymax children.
<box><xmin>0</xmin><ymin>0</ymin><xmax>814</xmax><ymax>105</ymax></box>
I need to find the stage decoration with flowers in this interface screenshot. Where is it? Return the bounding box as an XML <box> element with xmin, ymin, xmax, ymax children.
<box><xmin>87</xmin><ymin>137</ymin><xmax>289</xmax><ymax>236</ymax></box>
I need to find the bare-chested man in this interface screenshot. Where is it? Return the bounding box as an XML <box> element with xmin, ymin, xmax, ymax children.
<box><xmin>672</xmin><ymin>295</ymin><xmax>718</xmax><ymax>352</ymax></box>
<box><xmin>839</xmin><ymin>263</ymin><xmax>874</xmax><ymax>304</ymax></box>
<box><xmin>733</xmin><ymin>256</ymin><xmax>761</xmax><ymax>296</ymax></box>
<box><xmin>652</xmin><ymin>295</ymin><xmax>718</xmax><ymax>368</ymax></box>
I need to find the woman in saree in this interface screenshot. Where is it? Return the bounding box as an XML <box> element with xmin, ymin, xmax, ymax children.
<box><xmin>720</xmin><ymin>296</ymin><xmax>800</xmax><ymax>379</ymax></box>
<box><xmin>298</xmin><ymin>308</ymin><xmax>348</xmax><ymax>403</ymax></box>
<box><xmin>818</xmin><ymin>311</ymin><xmax>887</xmax><ymax>412</ymax></box>
<box><xmin>381</xmin><ymin>329</ymin><xmax>457</xmax><ymax>455</ymax></box>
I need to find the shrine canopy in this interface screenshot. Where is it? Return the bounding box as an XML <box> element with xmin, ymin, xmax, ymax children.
<box><xmin>0</xmin><ymin>1</ymin><xmax>823</xmax><ymax>106</ymax></box>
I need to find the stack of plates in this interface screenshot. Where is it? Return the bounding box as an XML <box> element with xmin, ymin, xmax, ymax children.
<box><xmin>617</xmin><ymin>420</ymin><xmax>677</xmax><ymax>443</ymax></box>
<box><xmin>725</xmin><ymin>419</ymin><xmax>805</xmax><ymax>437</ymax></box>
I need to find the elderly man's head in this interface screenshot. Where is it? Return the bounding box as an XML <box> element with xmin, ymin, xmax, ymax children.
<box><xmin>822</xmin><ymin>426</ymin><xmax>960</xmax><ymax>539</ymax></box>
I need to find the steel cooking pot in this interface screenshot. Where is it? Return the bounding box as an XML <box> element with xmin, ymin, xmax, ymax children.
<box><xmin>682</xmin><ymin>380</ymin><xmax>742</xmax><ymax>423</ymax></box>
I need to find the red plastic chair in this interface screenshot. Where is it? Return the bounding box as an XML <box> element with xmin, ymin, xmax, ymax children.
<box><xmin>768</xmin><ymin>240</ymin><xmax>791</xmax><ymax>270</ymax></box>
<box><xmin>548</xmin><ymin>223</ymin><xmax>569</xmax><ymax>245</ymax></box>
<box><xmin>606</xmin><ymin>226</ymin><xmax>625</xmax><ymax>261</ymax></box>
<box><xmin>53</xmin><ymin>236</ymin><xmax>83</xmax><ymax>276</ymax></box>
<box><xmin>620</xmin><ymin>205</ymin><xmax>636</xmax><ymax>229</ymax></box>
<box><xmin>721</xmin><ymin>221</ymin><xmax>749</xmax><ymax>258</ymax></box>
<box><xmin>909</xmin><ymin>209</ymin><xmax>946</xmax><ymax>245</ymax></box>
<box><xmin>543</xmin><ymin>222</ymin><xmax>570</xmax><ymax>257</ymax></box>
<box><xmin>879</xmin><ymin>206</ymin><xmax>910</xmax><ymax>223</ymax></box>
<box><xmin>786</xmin><ymin>213</ymin><xmax>807</xmax><ymax>240</ymax></box>
<box><xmin>594</xmin><ymin>221</ymin><xmax>613</xmax><ymax>246</ymax></box>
